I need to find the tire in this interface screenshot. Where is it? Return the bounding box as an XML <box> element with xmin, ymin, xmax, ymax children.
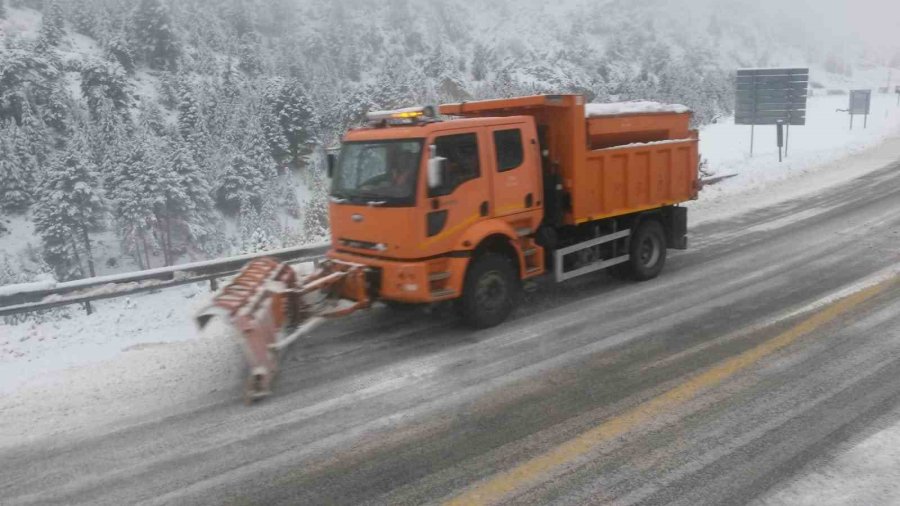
<box><xmin>619</xmin><ymin>219</ymin><xmax>667</xmax><ymax>281</ymax></box>
<box><xmin>460</xmin><ymin>252</ymin><xmax>520</xmax><ymax>329</ymax></box>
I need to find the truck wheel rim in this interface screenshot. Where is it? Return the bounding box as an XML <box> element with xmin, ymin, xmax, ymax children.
<box><xmin>476</xmin><ymin>271</ymin><xmax>507</xmax><ymax>311</ymax></box>
<box><xmin>639</xmin><ymin>236</ymin><xmax>660</xmax><ymax>267</ymax></box>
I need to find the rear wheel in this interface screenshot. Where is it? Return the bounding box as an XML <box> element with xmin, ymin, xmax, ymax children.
<box><xmin>616</xmin><ymin>220</ymin><xmax>667</xmax><ymax>281</ymax></box>
<box><xmin>460</xmin><ymin>253</ymin><xmax>520</xmax><ymax>329</ymax></box>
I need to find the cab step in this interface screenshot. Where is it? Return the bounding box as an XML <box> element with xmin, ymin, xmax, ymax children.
<box><xmin>428</xmin><ymin>272</ymin><xmax>452</xmax><ymax>282</ymax></box>
<box><xmin>431</xmin><ymin>288</ymin><xmax>456</xmax><ymax>299</ymax></box>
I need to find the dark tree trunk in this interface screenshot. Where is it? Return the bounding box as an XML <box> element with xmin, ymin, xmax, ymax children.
<box><xmin>70</xmin><ymin>238</ymin><xmax>92</xmax><ymax>315</ymax></box>
<box><xmin>80</xmin><ymin>225</ymin><xmax>96</xmax><ymax>278</ymax></box>
<box><xmin>141</xmin><ymin>228</ymin><xmax>152</xmax><ymax>269</ymax></box>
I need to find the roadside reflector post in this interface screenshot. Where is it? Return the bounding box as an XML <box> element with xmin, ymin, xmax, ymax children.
<box><xmin>785</xmin><ymin>123</ymin><xmax>790</xmax><ymax>158</ymax></box>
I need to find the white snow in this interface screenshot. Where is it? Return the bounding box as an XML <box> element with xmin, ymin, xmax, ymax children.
<box><xmin>0</xmin><ymin>284</ymin><xmax>211</xmax><ymax>391</ymax></box>
<box><xmin>592</xmin><ymin>138</ymin><xmax>695</xmax><ymax>151</ymax></box>
<box><xmin>688</xmin><ymin>92</ymin><xmax>900</xmax><ymax>225</ymax></box>
<box><xmin>586</xmin><ymin>101</ymin><xmax>691</xmax><ymax>117</ymax></box>
<box><xmin>0</xmin><ymin>7</ymin><xmax>42</xmax><ymax>40</ymax></box>
<box><xmin>754</xmin><ymin>415</ymin><xmax>900</xmax><ymax>506</ymax></box>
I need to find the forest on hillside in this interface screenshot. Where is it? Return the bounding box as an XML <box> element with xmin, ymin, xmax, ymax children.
<box><xmin>0</xmin><ymin>0</ymin><xmax>867</xmax><ymax>287</ymax></box>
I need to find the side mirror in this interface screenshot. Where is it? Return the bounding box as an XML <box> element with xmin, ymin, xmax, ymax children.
<box><xmin>427</xmin><ymin>145</ymin><xmax>446</xmax><ymax>189</ymax></box>
<box><xmin>326</xmin><ymin>153</ymin><xmax>337</xmax><ymax>179</ymax></box>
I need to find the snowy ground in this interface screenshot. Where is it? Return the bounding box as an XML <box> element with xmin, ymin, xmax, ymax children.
<box><xmin>695</xmin><ymin>92</ymin><xmax>900</xmax><ymax>212</ymax></box>
<box><xmin>754</xmin><ymin>405</ymin><xmax>900</xmax><ymax>506</ymax></box>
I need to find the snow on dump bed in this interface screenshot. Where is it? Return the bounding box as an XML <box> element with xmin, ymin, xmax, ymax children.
<box><xmin>586</xmin><ymin>100</ymin><xmax>691</xmax><ymax>117</ymax></box>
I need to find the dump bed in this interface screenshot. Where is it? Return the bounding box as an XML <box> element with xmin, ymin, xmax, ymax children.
<box><xmin>440</xmin><ymin>95</ymin><xmax>699</xmax><ymax>226</ymax></box>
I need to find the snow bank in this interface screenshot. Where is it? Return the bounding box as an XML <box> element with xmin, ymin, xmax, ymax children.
<box><xmin>586</xmin><ymin>101</ymin><xmax>691</xmax><ymax>117</ymax></box>
<box><xmin>754</xmin><ymin>416</ymin><xmax>900</xmax><ymax>505</ymax></box>
<box><xmin>692</xmin><ymin>93</ymin><xmax>900</xmax><ymax>221</ymax></box>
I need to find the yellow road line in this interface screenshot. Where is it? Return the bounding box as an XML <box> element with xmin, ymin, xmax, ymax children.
<box><xmin>445</xmin><ymin>275</ymin><xmax>899</xmax><ymax>505</ymax></box>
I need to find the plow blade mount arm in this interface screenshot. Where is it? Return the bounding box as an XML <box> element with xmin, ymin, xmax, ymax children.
<box><xmin>195</xmin><ymin>258</ymin><xmax>370</xmax><ymax>403</ymax></box>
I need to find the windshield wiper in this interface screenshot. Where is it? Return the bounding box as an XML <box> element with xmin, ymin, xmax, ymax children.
<box><xmin>366</xmin><ymin>200</ymin><xmax>387</xmax><ymax>207</ymax></box>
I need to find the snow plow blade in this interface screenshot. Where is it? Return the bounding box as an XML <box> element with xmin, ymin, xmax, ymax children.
<box><xmin>195</xmin><ymin>258</ymin><xmax>370</xmax><ymax>403</ymax></box>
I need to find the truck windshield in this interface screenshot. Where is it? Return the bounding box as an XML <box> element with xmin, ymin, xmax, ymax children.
<box><xmin>332</xmin><ymin>140</ymin><xmax>423</xmax><ymax>206</ymax></box>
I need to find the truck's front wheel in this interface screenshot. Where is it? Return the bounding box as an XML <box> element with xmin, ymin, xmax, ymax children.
<box><xmin>460</xmin><ymin>253</ymin><xmax>520</xmax><ymax>329</ymax></box>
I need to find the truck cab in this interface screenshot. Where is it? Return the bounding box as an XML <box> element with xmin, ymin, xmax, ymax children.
<box><xmin>328</xmin><ymin>108</ymin><xmax>546</xmax><ymax>326</ymax></box>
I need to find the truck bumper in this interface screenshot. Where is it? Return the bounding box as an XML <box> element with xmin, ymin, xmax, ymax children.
<box><xmin>327</xmin><ymin>249</ymin><xmax>468</xmax><ymax>304</ymax></box>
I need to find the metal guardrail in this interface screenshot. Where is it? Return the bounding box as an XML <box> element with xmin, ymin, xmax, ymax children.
<box><xmin>0</xmin><ymin>243</ymin><xmax>330</xmax><ymax>318</ymax></box>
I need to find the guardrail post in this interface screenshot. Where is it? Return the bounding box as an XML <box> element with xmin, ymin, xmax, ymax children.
<box><xmin>83</xmin><ymin>301</ymin><xmax>93</xmax><ymax>315</ymax></box>
<box><xmin>210</xmin><ymin>278</ymin><xmax>219</xmax><ymax>292</ymax></box>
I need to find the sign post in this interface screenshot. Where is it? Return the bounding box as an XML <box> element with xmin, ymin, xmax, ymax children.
<box><xmin>776</xmin><ymin>120</ymin><xmax>784</xmax><ymax>162</ymax></box>
<box><xmin>735</xmin><ymin>68</ymin><xmax>808</xmax><ymax>161</ymax></box>
<box><xmin>895</xmin><ymin>85</ymin><xmax>900</xmax><ymax>107</ymax></box>
<box><xmin>848</xmin><ymin>90</ymin><xmax>872</xmax><ymax>130</ymax></box>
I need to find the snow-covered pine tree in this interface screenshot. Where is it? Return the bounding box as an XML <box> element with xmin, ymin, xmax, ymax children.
<box><xmin>87</xmin><ymin>96</ymin><xmax>130</xmax><ymax>198</ymax></box>
<box><xmin>136</xmin><ymin>100</ymin><xmax>167</xmax><ymax>136</ymax></box>
<box><xmin>69</xmin><ymin>0</ymin><xmax>102</xmax><ymax>39</ymax></box>
<box><xmin>80</xmin><ymin>56</ymin><xmax>130</xmax><ymax>118</ymax></box>
<box><xmin>238</xmin><ymin>182</ymin><xmax>281</xmax><ymax>254</ymax></box>
<box><xmin>302</xmin><ymin>153</ymin><xmax>329</xmax><ymax>244</ymax></box>
<box><xmin>133</xmin><ymin>0</ymin><xmax>179</xmax><ymax>70</ymax></box>
<box><xmin>33</xmin><ymin>135</ymin><xmax>105</xmax><ymax>280</ymax></box>
<box><xmin>471</xmin><ymin>43</ymin><xmax>493</xmax><ymax>82</ymax></box>
<box><xmin>217</xmin><ymin>114</ymin><xmax>274</xmax><ymax>214</ymax></box>
<box><xmin>42</xmin><ymin>81</ymin><xmax>73</xmax><ymax>134</ymax></box>
<box><xmin>261</xmin><ymin>78</ymin><xmax>290</xmax><ymax>162</ymax></box>
<box><xmin>0</xmin><ymin>121</ymin><xmax>37</xmax><ymax>212</ymax></box>
<box><xmin>36</xmin><ymin>0</ymin><xmax>66</xmax><ymax>49</ymax></box>
<box><xmin>151</xmin><ymin>135</ymin><xmax>214</xmax><ymax>265</ymax></box>
<box><xmin>105</xmin><ymin>32</ymin><xmax>136</xmax><ymax>75</ymax></box>
<box><xmin>0</xmin><ymin>40</ymin><xmax>61</xmax><ymax>126</ymax></box>
<box><xmin>217</xmin><ymin>152</ymin><xmax>261</xmax><ymax>215</ymax></box>
<box><xmin>175</xmin><ymin>77</ymin><xmax>204</xmax><ymax>142</ymax></box>
<box><xmin>238</xmin><ymin>32</ymin><xmax>263</xmax><ymax>75</ymax></box>
<box><xmin>274</xmin><ymin>79</ymin><xmax>317</xmax><ymax>166</ymax></box>
<box><xmin>0</xmin><ymin>124</ymin><xmax>27</xmax><ymax>213</ymax></box>
<box><xmin>106</xmin><ymin>134</ymin><xmax>158</xmax><ymax>270</ymax></box>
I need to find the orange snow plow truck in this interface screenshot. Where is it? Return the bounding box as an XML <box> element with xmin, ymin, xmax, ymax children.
<box><xmin>197</xmin><ymin>94</ymin><xmax>700</xmax><ymax>402</ymax></box>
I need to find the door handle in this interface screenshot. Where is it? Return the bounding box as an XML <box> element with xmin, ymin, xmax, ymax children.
<box><xmin>525</xmin><ymin>193</ymin><xmax>533</xmax><ymax>208</ymax></box>
<box><xmin>480</xmin><ymin>201</ymin><xmax>489</xmax><ymax>217</ymax></box>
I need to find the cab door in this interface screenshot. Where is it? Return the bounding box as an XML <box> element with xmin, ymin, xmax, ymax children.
<box><xmin>418</xmin><ymin>129</ymin><xmax>491</xmax><ymax>256</ymax></box>
<box><xmin>487</xmin><ymin>122</ymin><xmax>541</xmax><ymax>218</ymax></box>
